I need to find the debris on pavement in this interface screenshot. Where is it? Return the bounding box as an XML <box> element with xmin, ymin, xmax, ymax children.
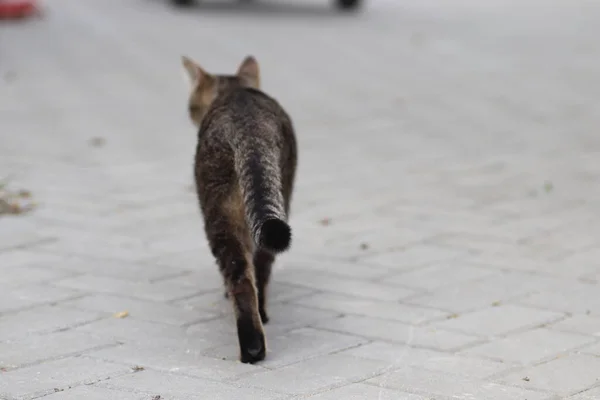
<box><xmin>0</xmin><ymin>181</ymin><xmax>36</xmax><ymax>216</ymax></box>
<box><xmin>319</xmin><ymin>217</ymin><xmax>331</xmax><ymax>226</ymax></box>
<box><xmin>113</xmin><ymin>311</ymin><xmax>129</xmax><ymax>319</ymax></box>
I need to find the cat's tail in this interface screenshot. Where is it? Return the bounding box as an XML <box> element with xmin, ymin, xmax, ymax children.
<box><xmin>234</xmin><ymin>144</ymin><xmax>291</xmax><ymax>254</ymax></box>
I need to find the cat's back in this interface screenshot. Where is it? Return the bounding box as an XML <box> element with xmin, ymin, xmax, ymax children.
<box><xmin>225</xmin><ymin>87</ymin><xmax>282</xmax><ymax>115</ymax></box>
<box><xmin>203</xmin><ymin>88</ymin><xmax>288</xmax><ymax>134</ymax></box>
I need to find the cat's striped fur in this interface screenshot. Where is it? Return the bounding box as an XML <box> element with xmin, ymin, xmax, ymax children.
<box><xmin>182</xmin><ymin>55</ymin><xmax>297</xmax><ymax>363</ymax></box>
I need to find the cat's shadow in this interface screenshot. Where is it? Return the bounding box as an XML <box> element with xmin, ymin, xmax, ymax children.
<box><xmin>162</xmin><ymin>0</ymin><xmax>361</xmax><ymax>18</ymax></box>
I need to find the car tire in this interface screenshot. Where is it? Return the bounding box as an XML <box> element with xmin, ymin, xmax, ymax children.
<box><xmin>336</xmin><ymin>0</ymin><xmax>362</xmax><ymax>11</ymax></box>
<box><xmin>171</xmin><ymin>0</ymin><xmax>195</xmax><ymax>6</ymax></box>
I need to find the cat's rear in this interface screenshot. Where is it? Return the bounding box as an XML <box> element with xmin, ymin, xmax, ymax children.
<box><xmin>182</xmin><ymin>55</ymin><xmax>297</xmax><ymax>364</ymax></box>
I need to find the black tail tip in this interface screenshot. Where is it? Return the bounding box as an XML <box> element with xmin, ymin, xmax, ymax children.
<box><xmin>259</xmin><ymin>219</ymin><xmax>291</xmax><ymax>253</ymax></box>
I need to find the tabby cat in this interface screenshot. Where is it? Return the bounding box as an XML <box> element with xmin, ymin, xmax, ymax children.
<box><xmin>181</xmin><ymin>55</ymin><xmax>297</xmax><ymax>363</ymax></box>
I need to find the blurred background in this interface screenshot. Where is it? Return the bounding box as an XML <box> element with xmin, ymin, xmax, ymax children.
<box><xmin>3</xmin><ymin>0</ymin><xmax>599</xmax><ymax>251</ymax></box>
<box><xmin>2</xmin><ymin>0</ymin><xmax>600</xmax><ymax>399</ymax></box>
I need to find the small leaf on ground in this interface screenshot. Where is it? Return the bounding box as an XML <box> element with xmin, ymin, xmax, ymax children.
<box><xmin>113</xmin><ymin>311</ymin><xmax>129</xmax><ymax>319</ymax></box>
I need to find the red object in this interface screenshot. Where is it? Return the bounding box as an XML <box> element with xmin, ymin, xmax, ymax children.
<box><xmin>0</xmin><ymin>0</ymin><xmax>38</xmax><ymax>20</ymax></box>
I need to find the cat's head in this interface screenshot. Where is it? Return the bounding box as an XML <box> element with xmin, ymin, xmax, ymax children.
<box><xmin>181</xmin><ymin>55</ymin><xmax>260</xmax><ymax>127</ymax></box>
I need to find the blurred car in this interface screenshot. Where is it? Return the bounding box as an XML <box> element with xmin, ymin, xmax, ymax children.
<box><xmin>171</xmin><ymin>0</ymin><xmax>363</xmax><ymax>11</ymax></box>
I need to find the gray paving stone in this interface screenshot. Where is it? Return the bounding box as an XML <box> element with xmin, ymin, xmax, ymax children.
<box><xmin>137</xmin><ymin>248</ymin><xmax>212</xmax><ymax>271</ymax></box>
<box><xmin>519</xmin><ymin>282</ymin><xmax>600</xmax><ymax>316</ymax></box>
<box><xmin>42</xmin><ymin>256</ymin><xmax>190</xmax><ymax>282</ymax></box>
<box><xmin>29</xmin><ymin>212</ymin><xmax>121</xmax><ymax>233</ymax></box>
<box><xmin>0</xmin><ymin>264</ymin><xmax>75</xmax><ymax>287</ymax></box>
<box><xmin>416</xmin><ymin>353</ymin><xmax>512</xmax><ymax>381</ymax></box>
<box><xmin>33</xmin><ymin>236</ymin><xmax>165</xmax><ymax>263</ymax></box>
<box><xmin>355</xmin><ymin>244</ymin><xmax>467</xmax><ymax>270</ymax></box>
<box><xmin>0</xmin><ymin>356</ymin><xmax>132</xmax><ymax>399</ymax></box>
<box><xmin>276</xmin><ymin>270</ymin><xmax>419</xmax><ymax>302</ymax></box>
<box><xmin>519</xmin><ymin>226</ymin><xmax>599</xmax><ymax>260</ymax></box>
<box><xmin>239</xmin><ymin>302</ymin><xmax>342</xmax><ymax>334</ymax></box>
<box><xmin>315</xmin><ymin>315</ymin><xmax>481</xmax><ymax>351</ymax></box>
<box><xmin>76</xmin><ymin>317</ymin><xmax>228</xmax><ymax>350</ymax></box>
<box><xmin>577</xmin><ymin>341</ymin><xmax>600</xmax><ymax>356</ymax></box>
<box><xmin>174</xmin><ymin>290</ymin><xmax>236</xmax><ymax>316</ymax></box>
<box><xmin>0</xmin><ymin>305</ymin><xmax>105</xmax><ymax>341</ymax></box>
<box><xmin>293</xmin><ymin>225</ymin><xmax>433</xmax><ymax>263</ymax></box>
<box><xmin>0</xmin><ymin>330</ymin><xmax>116</xmax><ymax>370</ymax></box>
<box><xmin>342</xmin><ymin>341</ymin><xmax>454</xmax><ymax>365</ymax></box>
<box><xmin>102</xmin><ymin>370</ymin><xmax>287</xmax><ymax>400</ymax></box>
<box><xmin>428</xmin><ymin>228</ymin><xmax>516</xmax><ymax>255</ymax></box>
<box><xmin>432</xmin><ymin>305</ymin><xmax>564</xmax><ymax>337</ymax></box>
<box><xmin>235</xmin><ymin>354</ymin><xmax>388</xmax><ymax>395</ymax></box>
<box><xmin>62</xmin><ymin>293</ymin><xmax>215</xmax><ymax>326</ymax></box>
<box><xmin>185</xmin><ymin>315</ymin><xmax>238</xmax><ymax>341</ymax></box>
<box><xmin>549</xmin><ymin>315</ymin><xmax>600</xmax><ymax>337</ymax></box>
<box><xmin>427</xmin><ymin>231</ymin><xmax>572</xmax><ymax>260</ymax></box>
<box><xmin>305</xmin><ymin>383</ymin><xmax>431</xmax><ymax>400</ymax></box>
<box><xmin>342</xmin><ymin>342</ymin><xmax>510</xmax><ymax>379</ymax></box>
<box><xmin>459</xmin><ymin>253</ymin><xmax>593</xmax><ymax>278</ymax></box>
<box><xmin>262</xmin><ymin>282</ymin><xmax>319</xmax><ymax>303</ymax></box>
<box><xmin>382</xmin><ymin>260</ymin><xmax>496</xmax><ymax>291</ymax></box>
<box><xmin>462</xmin><ymin>328</ymin><xmax>596</xmax><ymax>365</ymax></box>
<box><xmin>274</xmin><ymin>254</ymin><xmax>395</xmax><ymax>280</ymax></box>
<box><xmin>408</xmin><ymin>272</ymin><xmax>563</xmax><ymax>313</ymax></box>
<box><xmin>366</xmin><ymin>366</ymin><xmax>551</xmax><ymax>400</ymax></box>
<box><xmin>133</xmin><ymin>223</ymin><xmax>210</xmax><ymax>255</ymax></box>
<box><xmin>88</xmin><ymin>343</ymin><xmax>259</xmax><ymax>381</ymax></box>
<box><xmin>141</xmin><ymin>268</ymin><xmax>226</xmax><ymax>292</ymax></box>
<box><xmin>556</xmin><ymin>247</ymin><xmax>600</xmax><ymax>280</ymax></box>
<box><xmin>104</xmin><ymin>201</ymin><xmax>199</xmax><ymax>234</ymax></box>
<box><xmin>53</xmin><ymin>274</ymin><xmax>202</xmax><ymax>302</ymax></box>
<box><xmin>497</xmin><ymin>354</ymin><xmax>600</xmax><ymax>396</ymax></box>
<box><xmin>291</xmin><ymin>292</ymin><xmax>448</xmax><ymax>324</ymax></box>
<box><xmin>567</xmin><ymin>387</ymin><xmax>600</xmax><ymax>399</ymax></box>
<box><xmin>0</xmin><ymin>229</ymin><xmax>54</xmax><ymax>252</ymax></box>
<box><xmin>39</xmin><ymin>386</ymin><xmax>151</xmax><ymax>400</ymax></box>
<box><xmin>0</xmin><ymin>284</ymin><xmax>82</xmax><ymax>314</ymax></box>
<box><xmin>0</xmin><ymin>250</ymin><xmax>65</xmax><ymax>269</ymax></box>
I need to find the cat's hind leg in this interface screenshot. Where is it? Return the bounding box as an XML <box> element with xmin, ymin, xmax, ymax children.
<box><xmin>254</xmin><ymin>249</ymin><xmax>274</xmax><ymax>324</ymax></box>
<box><xmin>205</xmin><ymin>198</ymin><xmax>266</xmax><ymax>364</ymax></box>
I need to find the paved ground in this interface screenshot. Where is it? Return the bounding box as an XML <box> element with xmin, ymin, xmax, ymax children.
<box><xmin>2</xmin><ymin>0</ymin><xmax>600</xmax><ymax>398</ymax></box>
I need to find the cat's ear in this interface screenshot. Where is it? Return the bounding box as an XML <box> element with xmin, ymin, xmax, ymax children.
<box><xmin>181</xmin><ymin>55</ymin><xmax>206</xmax><ymax>86</ymax></box>
<box><xmin>237</xmin><ymin>55</ymin><xmax>260</xmax><ymax>88</ymax></box>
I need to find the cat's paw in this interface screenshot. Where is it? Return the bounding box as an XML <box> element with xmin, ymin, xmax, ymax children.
<box><xmin>237</xmin><ymin>318</ymin><xmax>266</xmax><ymax>364</ymax></box>
<box><xmin>240</xmin><ymin>342</ymin><xmax>265</xmax><ymax>364</ymax></box>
